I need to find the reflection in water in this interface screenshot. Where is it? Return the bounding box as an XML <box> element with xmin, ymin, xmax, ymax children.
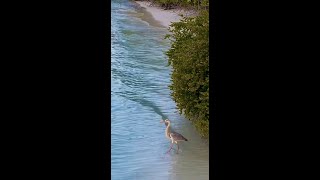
<box><xmin>111</xmin><ymin>0</ymin><xmax>208</xmax><ymax>179</ymax></box>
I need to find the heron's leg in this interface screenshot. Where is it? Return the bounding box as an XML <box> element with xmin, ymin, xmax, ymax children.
<box><xmin>167</xmin><ymin>144</ymin><xmax>173</xmax><ymax>153</ymax></box>
<box><xmin>176</xmin><ymin>143</ymin><xmax>179</xmax><ymax>154</ymax></box>
<box><xmin>171</xmin><ymin>141</ymin><xmax>177</xmax><ymax>150</ymax></box>
<box><xmin>166</xmin><ymin>143</ymin><xmax>173</xmax><ymax>154</ymax></box>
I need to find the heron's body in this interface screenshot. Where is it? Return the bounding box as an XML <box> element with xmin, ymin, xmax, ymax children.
<box><xmin>161</xmin><ymin>119</ymin><xmax>188</xmax><ymax>153</ymax></box>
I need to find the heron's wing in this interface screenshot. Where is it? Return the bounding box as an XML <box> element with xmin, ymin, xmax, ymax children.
<box><xmin>170</xmin><ymin>132</ymin><xmax>188</xmax><ymax>141</ymax></box>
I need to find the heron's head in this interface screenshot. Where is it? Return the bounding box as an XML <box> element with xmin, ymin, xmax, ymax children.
<box><xmin>160</xmin><ymin>119</ymin><xmax>170</xmax><ymax>126</ymax></box>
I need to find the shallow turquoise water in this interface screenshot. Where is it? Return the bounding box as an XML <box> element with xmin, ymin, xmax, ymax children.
<box><xmin>111</xmin><ymin>0</ymin><xmax>209</xmax><ymax>179</ymax></box>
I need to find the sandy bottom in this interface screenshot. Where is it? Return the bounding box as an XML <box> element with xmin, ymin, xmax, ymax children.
<box><xmin>135</xmin><ymin>1</ymin><xmax>194</xmax><ymax>28</ymax></box>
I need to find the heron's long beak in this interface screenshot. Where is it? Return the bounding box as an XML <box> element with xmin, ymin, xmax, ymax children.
<box><xmin>160</xmin><ymin>120</ymin><xmax>164</xmax><ymax>123</ymax></box>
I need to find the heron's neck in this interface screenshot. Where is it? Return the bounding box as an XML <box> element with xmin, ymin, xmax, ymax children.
<box><xmin>165</xmin><ymin>123</ymin><xmax>171</xmax><ymax>137</ymax></box>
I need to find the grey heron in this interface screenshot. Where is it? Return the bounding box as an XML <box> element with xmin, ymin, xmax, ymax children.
<box><xmin>160</xmin><ymin>119</ymin><xmax>188</xmax><ymax>154</ymax></box>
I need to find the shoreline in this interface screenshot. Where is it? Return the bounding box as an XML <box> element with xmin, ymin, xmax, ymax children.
<box><xmin>135</xmin><ymin>1</ymin><xmax>195</xmax><ymax>28</ymax></box>
<box><xmin>133</xmin><ymin>1</ymin><xmax>209</xmax><ymax>140</ymax></box>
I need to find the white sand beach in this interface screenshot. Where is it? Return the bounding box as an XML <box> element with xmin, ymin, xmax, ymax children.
<box><xmin>135</xmin><ymin>1</ymin><xmax>195</xmax><ymax>28</ymax></box>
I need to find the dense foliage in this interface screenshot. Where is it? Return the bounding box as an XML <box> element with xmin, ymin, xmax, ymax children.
<box><xmin>150</xmin><ymin>0</ymin><xmax>208</xmax><ymax>10</ymax></box>
<box><xmin>165</xmin><ymin>10</ymin><xmax>209</xmax><ymax>138</ymax></box>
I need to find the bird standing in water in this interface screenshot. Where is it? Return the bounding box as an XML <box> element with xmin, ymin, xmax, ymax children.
<box><xmin>160</xmin><ymin>119</ymin><xmax>188</xmax><ymax>154</ymax></box>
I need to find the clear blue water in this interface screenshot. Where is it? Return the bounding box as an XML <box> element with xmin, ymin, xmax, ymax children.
<box><xmin>111</xmin><ymin>0</ymin><xmax>209</xmax><ymax>179</ymax></box>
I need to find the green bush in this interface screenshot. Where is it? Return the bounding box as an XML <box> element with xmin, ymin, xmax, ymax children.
<box><xmin>151</xmin><ymin>0</ymin><xmax>208</xmax><ymax>9</ymax></box>
<box><xmin>165</xmin><ymin>10</ymin><xmax>209</xmax><ymax>138</ymax></box>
